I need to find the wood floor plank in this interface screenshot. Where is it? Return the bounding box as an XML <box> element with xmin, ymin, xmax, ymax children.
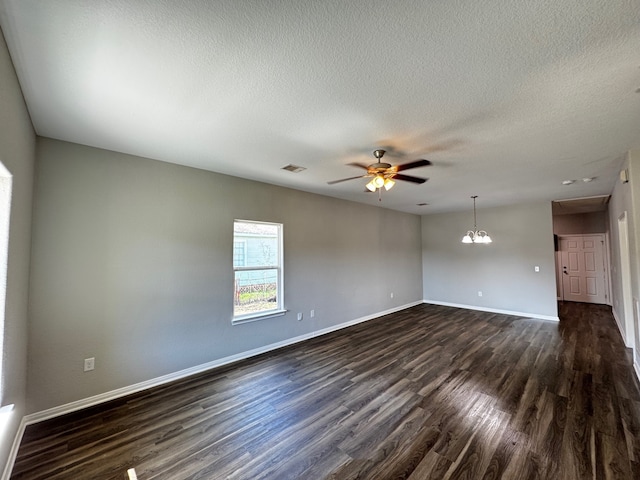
<box><xmin>11</xmin><ymin>302</ymin><xmax>640</xmax><ymax>479</ymax></box>
<box><xmin>480</xmin><ymin>427</ymin><xmax>530</xmax><ymax>480</ymax></box>
<box><xmin>407</xmin><ymin>449</ymin><xmax>453</xmax><ymax>480</ymax></box>
<box><xmin>442</xmin><ymin>405</ymin><xmax>511</xmax><ymax>480</ymax></box>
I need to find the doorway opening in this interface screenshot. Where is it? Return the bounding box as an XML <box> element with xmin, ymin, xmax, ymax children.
<box><xmin>551</xmin><ymin>195</ymin><xmax>611</xmax><ymax>306</ymax></box>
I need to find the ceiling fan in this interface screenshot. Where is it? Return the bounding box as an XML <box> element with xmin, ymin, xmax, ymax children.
<box><xmin>327</xmin><ymin>149</ymin><xmax>431</xmax><ymax>194</ymax></box>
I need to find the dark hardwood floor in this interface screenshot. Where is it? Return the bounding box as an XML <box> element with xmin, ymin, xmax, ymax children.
<box><xmin>11</xmin><ymin>302</ymin><xmax>640</xmax><ymax>479</ymax></box>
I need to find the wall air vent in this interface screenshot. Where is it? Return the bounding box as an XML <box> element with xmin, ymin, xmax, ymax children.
<box><xmin>281</xmin><ymin>164</ymin><xmax>306</xmax><ymax>173</ymax></box>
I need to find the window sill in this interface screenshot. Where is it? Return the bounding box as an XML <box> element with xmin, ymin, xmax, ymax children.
<box><xmin>232</xmin><ymin>309</ymin><xmax>287</xmax><ymax>325</ymax></box>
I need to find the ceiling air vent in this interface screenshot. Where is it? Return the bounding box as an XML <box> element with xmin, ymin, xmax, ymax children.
<box><xmin>281</xmin><ymin>164</ymin><xmax>306</xmax><ymax>173</ymax></box>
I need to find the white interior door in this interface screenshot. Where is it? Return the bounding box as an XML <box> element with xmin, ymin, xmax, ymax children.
<box><xmin>560</xmin><ymin>235</ymin><xmax>607</xmax><ymax>304</ymax></box>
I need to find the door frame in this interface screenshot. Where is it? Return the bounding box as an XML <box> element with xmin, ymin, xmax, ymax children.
<box><xmin>556</xmin><ymin>233</ymin><xmax>611</xmax><ymax>305</ymax></box>
<box><xmin>617</xmin><ymin>212</ymin><xmax>635</xmax><ymax>349</ymax></box>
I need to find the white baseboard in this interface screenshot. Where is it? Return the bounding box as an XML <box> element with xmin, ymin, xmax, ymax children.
<box><xmin>612</xmin><ymin>308</ymin><xmax>639</xmax><ymax>385</ymax></box>
<box><xmin>611</xmin><ymin>307</ymin><xmax>632</xmax><ymax>348</ymax></box>
<box><xmin>611</xmin><ymin>307</ymin><xmax>625</xmax><ymax>341</ymax></box>
<box><xmin>423</xmin><ymin>299</ymin><xmax>560</xmax><ymax>322</ymax></box>
<box><xmin>1</xmin><ymin>416</ymin><xmax>26</xmax><ymax>480</ymax></box>
<box><xmin>24</xmin><ymin>300</ymin><xmax>423</xmax><ymax>426</ymax></box>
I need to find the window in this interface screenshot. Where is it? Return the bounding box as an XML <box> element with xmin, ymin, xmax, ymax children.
<box><xmin>233</xmin><ymin>220</ymin><xmax>284</xmax><ymax>323</ymax></box>
<box><xmin>0</xmin><ymin>163</ymin><xmax>12</xmax><ymax>413</ymax></box>
<box><xmin>233</xmin><ymin>239</ymin><xmax>246</xmax><ymax>268</ymax></box>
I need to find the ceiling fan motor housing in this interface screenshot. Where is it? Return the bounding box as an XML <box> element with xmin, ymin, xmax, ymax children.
<box><xmin>371</xmin><ymin>150</ymin><xmax>391</xmax><ymax>170</ymax></box>
<box><xmin>370</xmin><ymin>163</ymin><xmax>392</xmax><ymax>170</ymax></box>
<box><xmin>373</xmin><ymin>149</ymin><xmax>386</xmax><ymax>159</ymax></box>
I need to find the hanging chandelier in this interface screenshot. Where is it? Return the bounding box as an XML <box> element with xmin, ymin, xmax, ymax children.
<box><xmin>461</xmin><ymin>196</ymin><xmax>492</xmax><ymax>244</ymax></box>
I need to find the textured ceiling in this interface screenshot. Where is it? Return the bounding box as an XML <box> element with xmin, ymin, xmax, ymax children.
<box><xmin>1</xmin><ymin>0</ymin><xmax>639</xmax><ymax>214</ymax></box>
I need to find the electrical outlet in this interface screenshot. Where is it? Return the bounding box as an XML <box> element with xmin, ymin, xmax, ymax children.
<box><xmin>310</xmin><ymin>309</ymin><xmax>315</xmax><ymax>318</ymax></box>
<box><xmin>478</xmin><ymin>291</ymin><xmax>483</xmax><ymax>297</ymax></box>
<box><xmin>297</xmin><ymin>312</ymin><xmax>303</xmax><ymax>321</ymax></box>
<box><xmin>390</xmin><ymin>292</ymin><xmax>394</xmax><ymax>298</ymax></box>
<box><xmin>84</xmin><ymin>357</ymin><xmax>95</xmax><ymax>372</ymax></box>
<box><xmin>534</xmin><ymin>266</ymin><xmax>540</xmax><ymax>272</ymax></box>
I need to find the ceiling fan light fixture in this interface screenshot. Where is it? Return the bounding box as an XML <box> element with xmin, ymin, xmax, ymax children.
<box><xmin>326</xmin><ymin>149</ymin><xmax>431</xmax><ymax>200</ymax></box>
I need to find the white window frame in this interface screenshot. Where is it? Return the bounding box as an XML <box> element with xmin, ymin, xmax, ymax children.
<box><xmin>232</xmin><ymin>220</ymin><xmax>285</xmax><ymax>325</ymax></box>
<box><xmin>0</xmin><ymin>164</ymin><xmax>11</xmax><ymax>408</ymax></box>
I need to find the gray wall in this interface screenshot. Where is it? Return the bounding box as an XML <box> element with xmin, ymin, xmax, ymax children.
<box><xmin>0</xmin><ymin>27</ymin><xmax>35</xmax><ymax>472</ymax></box>
<box><xmin>421</xmin><ymin>202</ymin><xmax>558</xmax><ymax>318</ymax></box>
<box><xmin>608</xmin><ymin>151</ymin><xmax>640</xmax><ymax>368</ymax></box>
<box><xmin>553</xmin><ymin>211</ymin><xmax>608</xmax><ymax>235</ymax></box>
<box><xmin>27</xmin><ymin>138</ymin><xmax>423</xmax><ymax>412</ymax></box>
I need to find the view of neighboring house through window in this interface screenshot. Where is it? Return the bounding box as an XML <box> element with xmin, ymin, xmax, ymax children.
<box><xmin>233</xmin><ymin>220</ymin><xmax>283</xmax><ymax>322</ymax></box>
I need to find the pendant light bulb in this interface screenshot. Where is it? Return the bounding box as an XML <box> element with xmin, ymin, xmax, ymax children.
<box><xmin>383</xmin><ymin>178</ymin><xmax>395</xmax><ymax>191</ymax></box>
